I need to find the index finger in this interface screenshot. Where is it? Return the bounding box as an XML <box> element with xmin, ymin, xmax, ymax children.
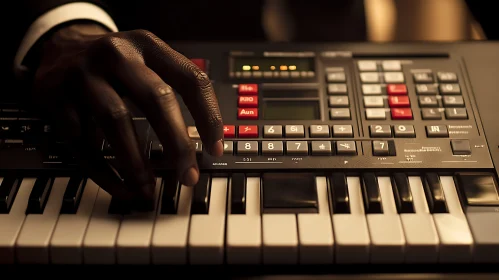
<box><xmin>135</xmin><ymin>32</ymin><xmax>224</xmax><ymax>156</ymax></box>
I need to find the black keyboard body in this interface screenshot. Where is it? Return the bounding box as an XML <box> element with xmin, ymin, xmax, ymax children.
<box><xmin>2</xmin><ymin>41</ymin><xmax>499</xmax><ymax>278</ymax></box>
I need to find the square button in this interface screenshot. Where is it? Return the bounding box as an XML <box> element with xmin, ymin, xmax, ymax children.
<box><xmin>372</xmin><ymin>140</ymin><xmax>390</xmax><ymax>156</ymax></box>
<box><xmin>358</xmin><ymin>60</ymin><xmax>377</xmax><ymax>71</ymax></box>
<box><xmin>366</xmin><ymin>109</ymin><xmax>387</xmax><ymax>120</ymax></box>
<box><xmin>382</xmin><ymin>61</ymin><xmax>401</xmax><ymax>71</ymax></box>
<box><xmin>362</xmin><ymin>84</ymin><xmax>382</xmax><ymax>95</ymax></box>
<box><xmin>364</xmin><ymin>96</ymin><xmax>384</xmax><ymax>108</ymax></box>
<box><xmin>263</xmin><ymin>125</ymin><xmax>283</xmax><ymax>138</ymax></box>
<box><xmin>223</xmin><ymin>141</ymin><xmax>234</xmax><ymax>154</ymax></box>
<box><xmin>262</xmin><ymin>141</ymin><xmax>284</xmax><ymax>155</ymax></box>
<box><xmin>336</xmin><ymin>141</ymin><xmax>357</xmax><ymax>155</ymax></box>
<box><xmin>330</xmin><ymin>109</ymin><xmax>351</xmax><ymax>120</ymax></box>
<box><xmin>451</xmin><ymin>139</ymin><xmax>471</xmax><ymax>155</ymax></box>
<box><xmin>238</xmin><ymin>125</ymin><xmax>259</xmax><ymax>138</ymax></box>
<box><xmin>332</xmin><ymin>125</ymin><xmax>353</xmax><ymax>137</ymax></box>
<box><xmin>327</xmin><ymin>72</ymin><xmax>346</xmax><ymax>82</ymax></box>
<box><xmin>286</xmin><ymin>141</ymin><xmax>309</xmax><ymax>155</ymax></box>
<box><xmin>360</xmin><ymin>72</ymin><xmax>380</xmax><ymax>83</ymax></box>
<box><xmin>311</xmin><ymin>141</ymin><xmax>332</xmax><ymax>155</ymax></box>
<box><xmin>426</xmin><ymin>125</ymin><xmax>448</xmax><ymax>137</ymax></box>
<box><xmin>310</xmin><ymin>125</ymin><xmax>330</xmax><ymax>138</ymax></box>
<box><xmin>329</xmin><ymin>96</ymin><xmax>349</xmax><ymax>107</ymax></box>
<box><xmin>384</xmin><ymin>72</ymin><xmax>405</xmax><ymax>83</ymax></box>
<box><xmin>369</xmin><ymin>125</ymin><xmax>392</xmax><ymax>137</ymax></box>
<box><xmin>285</xmin><ymin>125</ymin><xmax>305</xmax><ymax>137</ymax></box>
<box><xmin>394</xmin><ymin>125</ymin><xmax>415</xmax><ymax>138</ymax></box>
<box><xmin>328</xmin><ymin>84</ymin><xmax>348</xmax><ymax>95</ymax></box>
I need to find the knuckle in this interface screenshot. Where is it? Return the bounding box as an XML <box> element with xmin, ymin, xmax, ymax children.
<box><xmin>100</xmin><ymin>104</ymin><xmax>131</xmax><ymax>122</ymax></box>
<box><xmin>93</xmin><ymin>36</ymin><xmax>134</xmax><ymax>63</ymax></box>
<box><xmin>150</xmin><ymin>84</ymin><xmax>175</xmax><ymax>103</ymax></box>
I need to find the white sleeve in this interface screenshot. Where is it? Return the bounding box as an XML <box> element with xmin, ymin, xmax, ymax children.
<box><xmin>14</xmin><ymin>2</ymin><xmax>119</xmax><ymax>77</ymax></box>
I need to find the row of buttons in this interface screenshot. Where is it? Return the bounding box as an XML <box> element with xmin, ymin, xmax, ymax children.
<box><xmin>325</xmin><ymin>68</ymin><xmax>351</xmax><ymax>121</ymax></box>
<box><xmin>413</xmin><ymin>70</ymin><xmax>458</xmax><ymax>84</ymax></box>
<box><xmin>232</xmin><ymin>70</ymin><xmax>315</xmax><ymax>79</ymax></box>
<box><xmin>221</xmin><ymin>140</ymin><xmax>358</xmax><ymax>156</ymax></box>
<box><xmin>237</xmin><ymin>84</ymin><xmax>259</xmax><ymax>120</ymax></box>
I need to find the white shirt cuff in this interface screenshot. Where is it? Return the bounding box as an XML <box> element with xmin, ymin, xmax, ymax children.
<box><xmin>14</xmin><ymin>2</ymin><xmax>119</xmax><ymax>77</ymax></box>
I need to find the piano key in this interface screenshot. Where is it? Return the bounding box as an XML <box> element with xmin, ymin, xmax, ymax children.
<box><xmin>191</xmin><ymin>173</ymin><xmax>211</xmax><ymax>214</ymax></box>
<box><xmin>60</xmin><ymin>176</ymin><xmax>86</xmax><ymax>214</ymax></box>
<box><xmin>151</xmin><ymin>184</ymin><xmax>193</xmax><ymax>264</ymax></box>
<box><xmin>332</xmin><ymin>177</ymin><xmax>370</xmax><ymax>264</ymax></box>
<box><xmin>16</xmin><ymin>177</ymin><xmax>69</xmax><ymax>264</ymax></box>
<box><xmin>401</xmin><ymin>177</ymin><xmax>439</xmax><ymax>263</ymax></box>
<box><xmin>188</xmin><ymin>177</ymin><xmax>228</xmax><ymax>264</ymax></box>
<box><xmin>230</xmin><ymin>173</ymin><xmax>246</xmax><ymax>214</ymax></box>
<box><xmin>297</xmin><ymin>176</ymin><xmax>334</xmax><ymax>264</ymax></box>
<box><xmin>262</xmin><ymin>214</ymin><xmax>298</xmax><ymax>264</ymax></box>
<box><xmin>422</xmin><ymin>173</ymin><xmax>448</xmax><ymax>213</ymax></box>
<box><xmin>160</xmin><ymin>173</ymin><xmax>179</xmax><ymax>214</ymax></box>
<box><xmin>391</xmin><ymin>173</ymin><xmax>414</xmax><ymax>213</ymax></box>
<box><xmin>0</xmin><ymin>178</ymin><xmax>36</xmax><ymax>264</ymax></box>
<box><xmin>49</xmin><ymin>179</ymin><xmax>99</xmax><ymax>264</ymax></box>
<box><xmin>226</xmin><ymin>177</ymin><xmax>262</xmax><ymax>264</ymax></box>
<box><xmin>26</xmin><ymin>176</ymin><xmax>54</xmax><ymax>214</ymax></box>
<box><xmin>0</xmin><ymin>175</ymin><xmax>22</xmax><ymax>214</ymax></box>
<box><xmin>328</xmin><ymin>173</ymin><xmax>350</xmax><ymax>214</ymax></box>
<box><xmin>82</xmin><ymin>185</ymin><xmax>122</xmax><ymax>264</ymax></box>
<box><xmin>116</xmin><ymin>177</ymin><xmax>161</xmax><ymax>264</ymax></box>
<box><xmin>262</xmin><ymin>173</ymin><xmax>318</xmax><ymax>213</ymax></box>
<box><xmin>361</xmin><ymin>173</ymin><xmax>382</xmax><ymax>213</ymax></box>
<box><xmin>455</xmin><ymin>172</ymin><xmax>499</xmax><ymax>262</ymax></box>
<box><xmin>432</xmin><ymin>176</ymin><xmax>473</xmax><ymax>263</ymax></box>
<box><xmin>366</xmin><ymin>176</ymin><xmax>405</xmax><ymax>263</ymax></box>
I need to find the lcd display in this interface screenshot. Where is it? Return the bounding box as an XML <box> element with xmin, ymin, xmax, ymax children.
<box><xmin>263</xmin><ymin>101</ymin><xmax>320</xmax><ymax>120</ymax></box>
<box><xmin>233</xmin><ymin>57</ymin><xmax>314</xmax><ymax>72</ymax></box>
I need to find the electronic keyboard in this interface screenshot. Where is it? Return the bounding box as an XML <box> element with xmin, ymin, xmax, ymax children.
<box><xmin>1</xmin><ymin>42</ymin><xmax>499</xmax><ymax>275</ymax></box>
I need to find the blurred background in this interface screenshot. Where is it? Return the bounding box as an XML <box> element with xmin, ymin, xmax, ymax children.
<box><xmin>263</xmin><ymin>0</ymin><xmax>487</xmax><ymax>42</ymax></box>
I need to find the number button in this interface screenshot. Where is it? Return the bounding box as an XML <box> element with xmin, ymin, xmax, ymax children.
<box><xmin>413</xmin><ymin>72</ymin><xmax>434</xmax><ymax>83</ymax></box>
<box><xmin>262</xmin><ymin>141</ymin><xmax>284</xmax><ymax>155</ymax></box>
<box><xmin>285</xmin><ymin>125</ymin><xmax>305</xmax><ymax>137</ymax></box>
<box><xmin>394</xmin><ymin>125</ymin><xmax>415</xmax><ymax>138</ymax></box>
<box><xmin>310</xmin><ymin>125</ymin><xmax>330</xmax><ymax>138</ymax></box>
<box><xmin>263</xmin><ymin>125</ymin><xmax>283</xmax><ymax>138</ymax></box>
<box><xmin>416</xmin><ymin>84</ymin><xmax>438</xmax><ymax>95</ymax></box>
<box><xmin>445</xmin><ymin>108</ymin><xmax>468</xmax><ymax>119</ymax></box>
<box><xmin>421</xmin><ymin>108</ymin><xmax>442</xmax><ymax>120</ymax></box>
<box><xmin>286</xmin><ymin>141</ymin><xmax>308</xmax><ymax>155</ymax></box>
<box><xmin>442</xmin><ymin>96</ymin><xmax>464</xmax><ymax>107</ymax></box>
<box><xmin>193</xmin><ymin>140</ymin><xmax>203</xmax><ymax>153</ymax></box>
<box><xmin>237</xmin><ymin>141</ymin><xmax>259</xmax><ymax>155</ymax></box>
<box><xmin>372</xmin><ymin>140</ymin><xmax>390</xmax><ymax>156</ymax></box>
<box><xmin>418</xmin><ymin>96</ymin><xmax>438</xmax><ymax>107</ymax></box>
<box><xmin>437</xmin><ymin>72</ymin><xmax>458</xmax><ymax>83</ymax></box>
<box><xmin>439</xmin><ymin>84</ymin><xmax>461</xmax><ymax>95</ymax></box>
<box><xmin>369</xmin><ymin>125</ymin><xmax>392</xmax><ymax>137</ymax></box>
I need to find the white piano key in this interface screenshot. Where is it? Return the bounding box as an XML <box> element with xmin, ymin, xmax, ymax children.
<box><xmin>188</xmin><ymin>177</ymin><xmax>228</xmax><ymax>264</ymax></box>
<box><xmin>50</xmin><ymin>179</ymin><xmax>99</xmax><ymax>264</ymax></box>
<box><xmin>333</xmin><ymin>177</ymin><xmax>370</xmax><ymax>264</ymax></box>
<box><xmin>0</xmin><ymin>178</ymin><xmax>36</xmax><ymax>264</ymax></box>
<box><xmin>262</xmin><ymin>214</ymin><xmax>298</xmax><ymax>264</ymax></box>
<box><xmin>226</xmin><ymin>177</ymin><xmax>262</xmax><ymax>264</ymax></box>
<box><xmin>401</xmin><ymin>177</ymin><xmax>439</xmax><ymax>263</ymax></box>
<box><xmin>16</xmin><ymin>177</ymin><xmax>69</xmax><ymax>264</ymax></box>
<box><xmin>433</xmin><ymin>176</ymin><xmax>473</xmax><ymax>263</ymax></box>
<box><xmin>82</xmin><ymin>186</ymin><xmax>122</xmax><ymax>264</ymax></box>
<box><xmin>366</xmin><ymin>176</ymin><xmax>405</xmax><ymax>263</ymax></box>
<box><xmin>152</xmin><ymin>184</ymin><xmax>193</xmax><ymax>264</ymax></box>
<box><xmin>297</xmin><ymin>176</ymin><xmax>334</xmax><ymax>264</ymax></box>
<box><xmin>116</xmin><ymin>178</ymin><xmax>161</xmax><ymax>264</ymax></box>
<box><xmin>467</xmin><ymin>212</ymin><xmax>499</xmax><ymax>263</ymax></box>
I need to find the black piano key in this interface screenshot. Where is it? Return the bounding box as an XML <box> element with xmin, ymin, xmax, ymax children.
<box><xmin>328</xmin><ymin>173</ymin><xmax>350</xmax><ymax>214</ymax></box>
<box><xmin>191</xmin><ymin>173</ymin><xmax>211</xmax><ymax>214</ymax></box>
<box><xmin>422</xmin><ymin>173</ymin><xmax>448</xmax><ymax>213</ymax></box>
<box><xmin>26</xmin><ymin>177</ymin><xmax>54</xmax><ymax>214</ymax></box>
<box><xmin>391</xmin><ymin>173</ymin><xmax>414</xmax><ymax>213</ymax></box>
<box><xmin>0</xmin><ymin>176</ymin><xmax>22</xmax><ymax>214</ymax></box>
<box><xmin>230</xmin><ymin>173</ymin><xmax>246</xmax><ymax>214</ymax></box>
<box><xmin>455</xmin><ymin>172</ymin><xmax>499</xmax><ymax>206</ymax></box>
<box><xmin>160</xmin><ymin>173</ymin><xmax>180</xmax><ymax>214</ymax></box>
<box><xmin>60</xmin><ymin>176</ymin><xmax>87</xmax><ymax>214</ymax></box>
<box><xmin>361</xmin><ymin>173</ymin><xmax>383</xmax><ymax>213</ymax></box>
<box><xmin>108</xmin><ymin>197</ymin><xmax>131</xmax><ymax>215</ymax></box>
<box><xmin>262</xmin><ymin>173</ymin><xmax>318</xmax><ymax>214</ymax></box>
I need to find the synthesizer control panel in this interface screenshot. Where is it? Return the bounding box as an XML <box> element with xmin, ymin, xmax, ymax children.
<box><xmin>1</xmin><ymin>42</ymin><xmax>499</xmax><ymax>269</ymax></box>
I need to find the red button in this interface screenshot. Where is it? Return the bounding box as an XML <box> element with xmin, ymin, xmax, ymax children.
<box><xmin>388</xmin><ymin>96</ymin><xmax>410</xmax><ymax>107</ymax></box>
<box><xmin>238</xmin><ymin>108</ymin><xmax>258</xmax><ymax>120</ymax></box>
<box><xmin>238</xmin><ymin>84</ymin><xmax>258</xmax><ymax>95</ymax></box>
<box><xmin>387</xmin><ymin>84</ymin><xmax>407</xmax><ymax>95</ymax></box>
<box><xmin>223</xmin><ymin>125</ymin><xmax>235</xmax><ymax>138</ymax></box>
<box><xmin>391</xmin><ymin>108</ymin><xmax>413</xmax><ymax>119</ymax></box>
<box><xmin>190</xmin><ymin>58</ymin><xmax>206</xmax><ymax>72</ymax></box>
<box><xmin>238</xmin><ymin>95</ymin><xmax>258</xmax><ymax>107</ymax></box>
<box><xmin>238</xmin><ymin>125</ymin><xmax>258</xmax><ymax>138</ymax></box>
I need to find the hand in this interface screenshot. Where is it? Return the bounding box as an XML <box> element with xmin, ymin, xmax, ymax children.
<box><xmin>30</xmin><ymin>23</ymin><xmax>224</xmax><ymax>208</ymax></box>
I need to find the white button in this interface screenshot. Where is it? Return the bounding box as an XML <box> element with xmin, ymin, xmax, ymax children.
<box><xmin>362</xmin><ymin>84</ymin><xmax>382</xmax><ymax>95</ymax></box>
<box><xmin>382</xmin><ymin>61</ymin><xmax>402</xmax><ymax>71</ymax></box>
<box><xmin>366</xmin><ymin>109</ymin><xmax>387</xmax><ymax>120</ymax></box>
<box><xmin>360</xmin><ymin>72</ymin><xmax>380</xmax><ymax>83</ymax></box>
<box><xmin>358</xmin><ymin>60</ymin><xmax>378</xmax><ymax>71</ymax></box>
<box><xmin>364</xmin><ymin>96</ymin><xmax>384</xmax><ymax>108</ymax></box>
<box><xmin>384</xmin><ymin>72</ymin><xmax>405</xmax><ymax>83</ymax></box>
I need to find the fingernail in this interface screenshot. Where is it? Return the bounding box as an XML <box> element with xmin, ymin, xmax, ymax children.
<box><xmin>210</xmin><ymin>140</ymin><xmax>224</xmax><ymax>157</ymax></box>
<box><xmin>183</xmin><ymin>166</ymin><xmax>199</xmax><ymax>186</ymax></box>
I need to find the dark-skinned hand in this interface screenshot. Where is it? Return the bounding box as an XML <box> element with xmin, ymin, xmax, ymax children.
<box><xmin>30</xmin><ymin>23</ymin><xmax>224</xmax><ymax>210</ymax></box>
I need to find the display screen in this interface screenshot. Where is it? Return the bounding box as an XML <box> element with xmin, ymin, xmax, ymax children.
<box><xmin>263</xmin><ymin>101</ymin><xmax>320</xmax><ymax>120</ymax></box>
<box><xmin>233</xmin><ymin>57</ymin><xmax>314</xmax><ymax>72</ymax></box>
